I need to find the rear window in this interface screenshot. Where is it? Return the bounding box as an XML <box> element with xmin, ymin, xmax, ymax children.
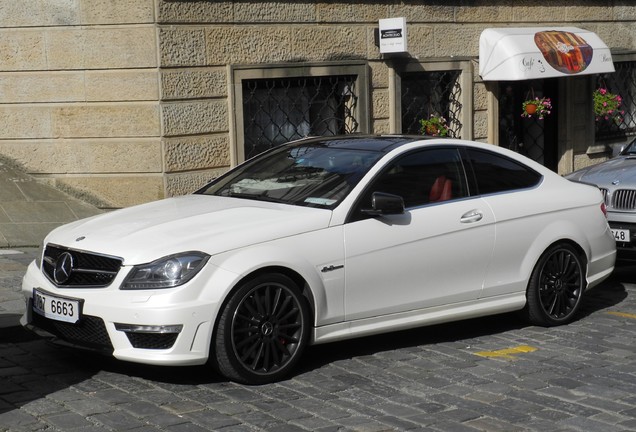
<box><xmin>466</xmin><ymin>149</ymin><xmax>542</xmax><ymax>195</ymax></box>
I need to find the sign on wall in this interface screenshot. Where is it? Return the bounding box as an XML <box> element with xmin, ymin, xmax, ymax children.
<box><xmin>379</xmin><ymin>17</ymin><xmax>407</xmax><ymax>54</ymax></box>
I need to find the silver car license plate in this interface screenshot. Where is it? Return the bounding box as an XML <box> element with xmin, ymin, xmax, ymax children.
<box><xmin>611</xmin><ymin>228</ymin><xmax>631</xmax><ymax>243</ymax></box>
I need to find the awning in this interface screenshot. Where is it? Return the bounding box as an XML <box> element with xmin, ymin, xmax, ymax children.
<box><xmin>479</xmin><ymin>27</ymin><xmax>615</xmax><ymax>81</ymax></box>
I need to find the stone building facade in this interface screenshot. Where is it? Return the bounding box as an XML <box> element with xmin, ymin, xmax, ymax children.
<box><xmin>0</xmin><ymin>1</ymin><xmax>635</xmax><ymax>208</ymax></box>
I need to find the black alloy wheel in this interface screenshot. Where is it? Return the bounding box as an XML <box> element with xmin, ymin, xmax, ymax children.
<box><xmin>214</xmin><ymin>273</ymin><xmax>310</xmax><ymax>384</ymax></box>
<box><xmin>525</xmin><ymin>243</ymin><xmax>586</xmax><ymax>327</ymax></box>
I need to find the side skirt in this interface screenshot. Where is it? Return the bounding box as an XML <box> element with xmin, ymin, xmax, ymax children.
<box><xmin>311</xmin><ymin>293</ymin><xmax>526</xmax><ymax>345</ymax></box>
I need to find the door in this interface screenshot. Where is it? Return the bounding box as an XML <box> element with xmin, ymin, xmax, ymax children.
<box><xmin>499</xmin><ymin>79</ymin><xmax>559</xmax><ymax>171</ymax></box>
<box><xmin>343</xmin><ymin>148</ymin><xmax>496</xmax><ymax>321</ymax></box>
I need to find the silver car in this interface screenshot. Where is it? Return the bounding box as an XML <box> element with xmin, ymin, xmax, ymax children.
<box><xmin>567</xmin><ymin>138</ymin><xmax>636</xmax><ymax>262</ymax></box>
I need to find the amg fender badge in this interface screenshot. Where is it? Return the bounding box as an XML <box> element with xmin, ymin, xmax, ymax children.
<box><xmin>321</xmin><ymin>264</ymin><xmax>344</xmax><ymax>273</ymax></box>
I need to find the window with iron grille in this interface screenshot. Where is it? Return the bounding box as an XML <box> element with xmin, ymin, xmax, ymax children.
<box><xmin>242</xmin><ymin>76</ymin><xmax>360</xmax><ymax>159</ymax></box>
<box><xmin>233</xmin><ymin>63</ymin><xmax>369</xmax><ymax>163</ymax></box>
<box><xmin>596</xmin><ymin>61</ymin><xmax>636</xmax><ymax>140</ymax></box>
<box><xmin>401</xmin><ymin>70</ymin><xmax>463</xmax><ymax>138</ymax></box>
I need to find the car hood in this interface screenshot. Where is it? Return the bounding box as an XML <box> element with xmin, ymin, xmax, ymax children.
<box><xmin>44</xmin><ymin>195</ymin><xmax>333</xmax><ymax>265</ymax></box>
<box><xmin>569</xmin><ymin>156</ymin><xmax>636</xmax><ymax>186</ymax></box>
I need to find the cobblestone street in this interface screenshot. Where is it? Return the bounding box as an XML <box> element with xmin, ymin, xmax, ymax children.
<box><xmin>1</xmin><ymin>250</ymin><xmax>635</xmax><ymax>431</ymax></box>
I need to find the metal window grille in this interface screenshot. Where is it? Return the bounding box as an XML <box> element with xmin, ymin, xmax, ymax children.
<box><xmin>401</xmin><ymin>71</ymin><xmax>463</xmax><ymax>137</ymax></box>
<box><xmin>596</xmin><ymin>61</ymin><xmax>636</xmax><ymax>140</ymax></box>
<box><xmin>242</xmin><ymin>75</ymin><xmax>359</xmax><ymax>159</ymax></box>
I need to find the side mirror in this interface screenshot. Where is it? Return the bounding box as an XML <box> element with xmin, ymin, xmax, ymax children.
<box><xmin>361</xmin><ymin>192</ymin><xmax>405</xmax><ymax>216</ymax></box>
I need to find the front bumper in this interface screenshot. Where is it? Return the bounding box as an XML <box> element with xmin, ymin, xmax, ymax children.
<box><xmin>21</xmin><ymin>260</ymin><xmax>219</xmax><ymax>366</ymax></box>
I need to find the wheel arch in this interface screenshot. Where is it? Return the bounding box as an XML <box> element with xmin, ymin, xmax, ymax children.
<box><xmin>229</xmin><ymin>265</ymin><xmax>316</xmax><ymax>319</ymax></box>
<box><xmin>526</xmin><ymin>238</ymin><xmax>588</xmax><ymax>285</ymax></box>
<box><xmin>519</xmin><ymin>219</ymin><xmax>591</xmax><ymax>286</ymax></box>
<box><xmin>208</xmin><ymin>264</ymin><xmax>320</xmax><ymax>349</ymax></box>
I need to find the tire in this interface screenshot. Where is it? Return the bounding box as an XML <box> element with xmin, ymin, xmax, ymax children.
<box><xmin>525</xmin><ymin>243</ymin><xmax>586</xmax><ymax>327</ymax></box>
<box><xmin>214</xmin><ymin>273</ymin><xmax>310</xmax><ymax>384</ymax></box>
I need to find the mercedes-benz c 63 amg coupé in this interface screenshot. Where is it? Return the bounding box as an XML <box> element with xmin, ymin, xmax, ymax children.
<box><xmin>22</xmin><ymin>135</ymin><xmax>616</xmax><ymax>384</ymax></box>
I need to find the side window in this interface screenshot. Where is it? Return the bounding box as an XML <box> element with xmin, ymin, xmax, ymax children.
<box><xmin>466</xmin><ymin>148</ymin><xmax>542</xmax><ymax>194</ymax></box>
<box><xmin>359</xmin><ymin>148</ymin><xmax>468</xmax><ymax>211</ymax></box>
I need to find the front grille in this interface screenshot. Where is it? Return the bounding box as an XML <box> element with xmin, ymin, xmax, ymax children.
<box><xmin>32</xmin><ymin>310</ymin><xmax>113</xmax><ymax>353</ymax></box>
<box><xmin>612</xmin><ymin>189</ymin><xmax>636</xmax><ymax>210</ymax></box>
<box><xmin>42</xmin><ymin>244</ymin><xmax>123</xmax><ymax>288</ymax></box>
<box><xmin>600</xmin><ymin>188</ymin><xmax>609</xmax><ymax>206</ymax></box>
<box><xmin>125</xmin><ymin>332</ymin><xmax>179</xmax><ymax>350</ymax></box>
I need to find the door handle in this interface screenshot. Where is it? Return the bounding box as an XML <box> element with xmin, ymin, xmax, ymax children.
<box><xmin>460</xmin><ymin>210</ymin><xmax>483</xmax><ymax>223</ymax></box>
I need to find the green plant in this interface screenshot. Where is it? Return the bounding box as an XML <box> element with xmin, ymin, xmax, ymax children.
<box><xmin>593</xmin><ymin>88</ymin><xmax>623</xmax><ymax>123</ymax></box>
<box><xmin>419</xmin><ymin>115</ymin><xmax>449</xmax><ymax>137</ymax></box>
<box><xmin>521</xmin><ymin>97</ymin><xmax>552</xmax><ymax>120</ymax></box>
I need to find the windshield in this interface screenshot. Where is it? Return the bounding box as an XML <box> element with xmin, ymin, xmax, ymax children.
<box><xmin>197</xmin><ymin>142</ymin><xmax>383</xmax><ymax>209</ymax></box>
<box><xmin>620</xmin><ymin>138</ymin><xmax>636</xmax><ymax>156</ymax></box>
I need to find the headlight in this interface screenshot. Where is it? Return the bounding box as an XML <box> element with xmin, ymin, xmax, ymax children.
<box><xmin>121</xmin><ymin>252</ymin><xmax>210</xmax><ymax>290</ymax></box>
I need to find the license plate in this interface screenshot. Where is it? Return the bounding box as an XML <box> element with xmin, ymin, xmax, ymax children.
<box><xmin>32</xmin><ymin>289</ymin><xmax>81</xmax><ymax>324</ymax></box>
<box><xmin>611</xmin><ymin>228</ymin><xmax>631</xmax><ymax>243</ymax></box>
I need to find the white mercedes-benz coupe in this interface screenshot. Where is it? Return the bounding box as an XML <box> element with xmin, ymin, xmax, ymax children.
<box><xmin>21</xmin><ymin>135</ymin><xmax>616</xmax><ymax>384</ymax></box>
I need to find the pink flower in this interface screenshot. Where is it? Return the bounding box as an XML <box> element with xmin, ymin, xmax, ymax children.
<box><xmin>599</xmin><ymin>88</ymin><xmax>607</xmax><ymax>95</ymax></box>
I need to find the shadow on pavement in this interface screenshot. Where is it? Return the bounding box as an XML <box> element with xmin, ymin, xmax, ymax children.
<box><xmin>0</xmin><ymin>327</ymin><xmax>96</xmax><ymax>415</ymax></box>
<box><xmin>0</xmin><ymin>327</ymin><xmax>223</xmax><ymax>416</ymax></box>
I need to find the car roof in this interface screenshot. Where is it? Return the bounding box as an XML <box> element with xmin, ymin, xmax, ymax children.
<box><xmin>290</xmin><ymin>134</ymin><xmax>554</xmax><ymax>178</ymax></box>
<box><xmin>294</xmin><ymin>135</ymin><xmax>429</xmax><ymax>153</ymax></box>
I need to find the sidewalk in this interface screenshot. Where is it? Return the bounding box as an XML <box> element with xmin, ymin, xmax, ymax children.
<box><xmin>0</xmin><ymin>156</ymin><xmax>101</xmax><ymax>248</ymax></box>
<box><xmin>0</xmin><ymin>248</ymin><xmax>39</xmax><ymax>329</ymax></box>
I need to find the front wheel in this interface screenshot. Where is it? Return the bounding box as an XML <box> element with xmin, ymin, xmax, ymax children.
<box><xmin>525</xmin><ymin>243</ymin><xmax>586</xmax><ymax>327</ymax></box>
<box><xmin>214</xmin><ymin>273</ymin><xmax>310</xmax><ymax>384</ymax></box>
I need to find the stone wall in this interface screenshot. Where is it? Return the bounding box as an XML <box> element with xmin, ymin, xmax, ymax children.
<box><xmin>0</xmin><ymin>1</ymin><xmax>635</xmax><ymax>207</ymax></box>
<box><xmin>0</xmin><ymin>0</ymin><xmax>160</xmax><ymax>208</ymax></box>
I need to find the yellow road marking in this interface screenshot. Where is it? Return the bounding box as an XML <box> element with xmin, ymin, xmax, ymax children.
<box><xmin>474</xmin><ymin>345</ymin><xmax>537</xmax><ymax>360</ymax></box>
<box><xmin>607</xmin><ymin>311</ymin><xmax>636</xmax><ymax>320</ymax></box>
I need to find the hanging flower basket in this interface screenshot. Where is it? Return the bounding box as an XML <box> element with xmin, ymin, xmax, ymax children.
<box><xmin>593</xmin><ymin>88</ymin><xmax>624</xmax><ymax>124</ymax></box>
<box><xmin>419</xmin><ymin>115</ymin><xmax>449</xmax><ymax>137</ymax></box>
<box><xmin>521</xmin><ymin>97</ymin><xmax>552</xmax><ymax>120</ymax></box>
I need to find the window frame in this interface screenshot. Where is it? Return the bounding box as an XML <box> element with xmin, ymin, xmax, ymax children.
<box><xmin>595</xmin><ymin>52</ymin><xmax>636</xmax><ymax>143</ymax></box>
<box><xmin>389</xmin><ymin>58</ymin><xmax>474</xmax><ymax>139</ymax></box>
<box><xmin>230</xmin><ymin>61</ymin><xmax>370</xmax><ymax>166</ymax></box>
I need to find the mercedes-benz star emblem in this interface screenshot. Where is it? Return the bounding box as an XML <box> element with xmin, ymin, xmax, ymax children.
<box><xmin>53</xmin><ymin>252</ymin><xmax>74</xmax><ymax>285</ymax></box>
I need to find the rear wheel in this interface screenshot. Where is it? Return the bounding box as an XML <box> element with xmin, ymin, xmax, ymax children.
<box><xmin>214</xmin><ymin>273</ymin><xmax>310</xmax><ymax>384</ymax></box>
<box><xmin>525</xmin><ymin>243</ymin><xmax>586</xmax><ymax>327</ymax></box>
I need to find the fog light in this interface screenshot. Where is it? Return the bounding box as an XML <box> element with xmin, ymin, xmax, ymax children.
<box><xmin>115</xmin><ymin>323</ymin><xmax>183</xmax><ymax>334</ymax></box>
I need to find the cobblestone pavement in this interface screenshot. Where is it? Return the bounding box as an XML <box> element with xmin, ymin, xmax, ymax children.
<box><xmin>0</xmin><ymin>249</ymin><xmax>635</xmax><ymax>431</ymax></box>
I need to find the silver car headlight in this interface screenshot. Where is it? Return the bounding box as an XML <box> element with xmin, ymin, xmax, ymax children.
<box><xmin>121</xmin><ymin>252</ymin><xmax>210</xmax><ymax>290</ymax></box>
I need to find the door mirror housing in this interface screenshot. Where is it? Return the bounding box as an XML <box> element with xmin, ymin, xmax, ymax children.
<box><xmin>361</xmin><ymin>192</ymin><xmax>405</xmax><ymax>216</ymax></box>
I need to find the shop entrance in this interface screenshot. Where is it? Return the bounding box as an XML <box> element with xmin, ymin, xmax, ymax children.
<box><xmin>498</xmin><ymin>79</ymin><xmax>559</xmax><ymax>171</ymax></box>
